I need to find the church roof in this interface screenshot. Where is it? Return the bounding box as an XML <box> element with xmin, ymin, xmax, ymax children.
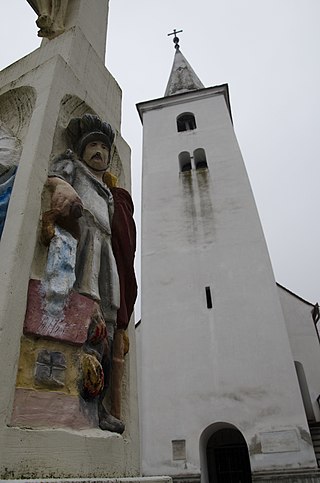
<box><xmin>276</xmin><ymin>282</ymin><xmax>315</xmax><ymax>306</ymax></box>
<box><xmin>164</xmin><ymin>47</ymin><xmax>204</xmax><ymax>97</ymax></box>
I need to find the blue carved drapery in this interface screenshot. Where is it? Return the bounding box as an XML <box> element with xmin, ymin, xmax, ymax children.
<box><xmin>0</xmin><ymin>166</ymin><xmax>17</xmax><ymax>238</ymax></box>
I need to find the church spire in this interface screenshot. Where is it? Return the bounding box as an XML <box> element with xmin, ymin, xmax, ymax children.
<box><xmin>164</xmin><ymin>29</ymin><xmax>204</xmax><ymax>97</ymax></box>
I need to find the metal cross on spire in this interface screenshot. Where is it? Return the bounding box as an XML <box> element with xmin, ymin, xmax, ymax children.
<box><xmin>167</xmin><ymin>29</ymin><xmax>183</xmax><ymax>50</ymax></box>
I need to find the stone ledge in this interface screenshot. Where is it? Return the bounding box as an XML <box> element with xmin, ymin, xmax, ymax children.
<box><xmin>0</xmin><ymin>478</ymin><xmax>172</xmax><ymax>483</ymax></box>
<box><xmin>171</xmin><ymin>475</ymin><xmax>200</xmax><ymax>483</ymax></box>
<box><xmin>252</xmin><ymin>468</ymin><xmax>320</xmax><ymax>482</ymax></box>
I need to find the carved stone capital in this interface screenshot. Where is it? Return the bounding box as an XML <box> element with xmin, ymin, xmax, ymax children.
<box><xmin>26</xmin><ymin>0</ymin><xmax>68</xmax><ymax>39</ymax></box>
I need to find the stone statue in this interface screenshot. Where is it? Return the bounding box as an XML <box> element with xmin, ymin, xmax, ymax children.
<box><xmin>27</xmin><ymin>0</ymin><xmax>68</xmax><ymax>39</ymax></box>
<box><xmin>39</xmin><ymin>114</ymin><xmax>137</xmax><ymax>433</ymax></box>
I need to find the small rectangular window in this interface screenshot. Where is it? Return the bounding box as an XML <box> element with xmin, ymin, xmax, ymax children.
<box><xmin>205</xmin><ymin>286</ymin><xmax>213</xmax><ymax>309</ymax></box>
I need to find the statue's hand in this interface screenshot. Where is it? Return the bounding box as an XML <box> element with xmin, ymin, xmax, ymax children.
<box><xmin>48</xmin><ymin>177</ymin><xmax>83</xmax><ymax>218</ymax></box>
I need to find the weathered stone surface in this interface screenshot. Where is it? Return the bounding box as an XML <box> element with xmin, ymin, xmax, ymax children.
<box><xmin>16</xmin><ymin>336</ymin><xmax>80</xmax><ymax>396</ymax></box>
<box><xmin>11</xmin><ymin>388</ymin><xmax>98</xmax><ymax>430</ymax></box>
<box><xmin>27</xmin><ymin>0</ymin><xmax>68</xmax><ymax>40</ymax></box>
<box><xmin>0</xmin><ymin>86</ymin><xmax>36</xmax><ymax>140</ymax></box>
<box><xmin>24</xmin><ymin>279</ymin><xmax>98</xmax><ymax>344</ymax></box>
<box><xmin>260</xmin><ymin>430</ymin><xmax>300</xmax><ymax>454</ymax></box>
<box><xmin>164</xmin><ymin>48</ymin><xmax>204</xmax><ymax>97</ymax></box>
<box><xmin>35</xmin><ymin>350</ymin><xmax>67</xmax><ymax>387</ymax></box>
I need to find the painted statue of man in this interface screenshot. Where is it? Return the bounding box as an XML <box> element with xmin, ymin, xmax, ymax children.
<box><xmin>47</xmin><ymin>114</ymin><xmax>137</xmax><ymax>433</ymax></box>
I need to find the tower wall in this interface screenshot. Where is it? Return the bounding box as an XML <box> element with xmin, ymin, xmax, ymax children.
<box><xmin>138</xmin><ymin>87</ymin><xmax>316</xmax><ymax>478</ymax></box>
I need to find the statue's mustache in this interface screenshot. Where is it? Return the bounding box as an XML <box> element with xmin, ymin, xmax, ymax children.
<box><xmin>91</xmin><ymin>152</ymin><xmax>102</xmax><ymax>160</ymax></box>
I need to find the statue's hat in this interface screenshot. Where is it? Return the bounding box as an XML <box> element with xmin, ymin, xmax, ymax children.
<box><xmin>67</xmin><ymin>114</ymin><xmax>115</xmax><ymax>156</ymax></box>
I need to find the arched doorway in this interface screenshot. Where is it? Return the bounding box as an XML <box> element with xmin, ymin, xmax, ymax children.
<box><xmin>200</xmin><ymin>424</ymin><xmax>252</xmax><ymax>483</ymax></box>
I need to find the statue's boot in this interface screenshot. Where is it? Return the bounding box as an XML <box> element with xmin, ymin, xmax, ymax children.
<box><xmin>111</xmin><ymin>329</ymin><xmax>125</xmax><ymax>420</ymax></box>
<box><xmin>98</xmin><ymin>402</ymin><xmax>124</xmax><ymax>434</ymax></box>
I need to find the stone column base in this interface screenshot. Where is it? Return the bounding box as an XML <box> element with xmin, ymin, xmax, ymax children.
<box><xmin>252</xmin><ymin>469</ymin><xmax>320</xmax><ymax>482</ymax></box>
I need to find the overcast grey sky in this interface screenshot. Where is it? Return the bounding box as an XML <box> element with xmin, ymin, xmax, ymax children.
<box><xmin>1</xmin><ymin>1</ymin><xmax>320</xmax><ymax>317</ymax></box>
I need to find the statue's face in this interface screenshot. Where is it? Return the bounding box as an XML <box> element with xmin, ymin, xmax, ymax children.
<box><xmin>82</xmin><ymin>140</ymin><xmax>109</xmax><ymax>172</ymax></box>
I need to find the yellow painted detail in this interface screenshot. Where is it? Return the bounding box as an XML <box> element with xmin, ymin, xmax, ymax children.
<box><xmin>16</xmin><ymin>336</ymin><xmax>81</xmax><ymax>396</ymax></box>
<box><xmin>81</xmin><ymin>353</ymin><xmax>104</xmax><ymax>397</ymax></box>
<box><xmin>103</xmin><ymin>171</ymin><xmax>118</xmax><ymax>188</ymax></box>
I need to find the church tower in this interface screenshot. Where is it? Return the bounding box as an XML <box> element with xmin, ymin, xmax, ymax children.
<box><xmin>137</xmin><ymin>34</ymin><xmax>318</xmax><ymax>481</ymax></box>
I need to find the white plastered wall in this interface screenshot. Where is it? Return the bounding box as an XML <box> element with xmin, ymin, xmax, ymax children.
<box><xmin>278</xmin><ymin>285</ymin><xmax>320</xmax><ymax>422</ymax></box>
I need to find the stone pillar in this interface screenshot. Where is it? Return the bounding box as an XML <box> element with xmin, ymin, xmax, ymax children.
<box><xmin>0</xmin><ymin>1</ymin><xmax>139</xmax><ymax>478</ymax></box>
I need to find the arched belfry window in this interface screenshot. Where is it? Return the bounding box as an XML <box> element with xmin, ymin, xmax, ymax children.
<box><xmin>177</xmin><ymin>113</ymin><xmax>196</xmax><ymax>132</ymax></box>
<box><xmin>179</xmin><ymin>151</ymin><xmax>192</xmax><ymax>172</ymax></box>
<box><xmin>194</xmin><ymin>148</ymin><xmax>208</xmax><ymax>170</ymax></box>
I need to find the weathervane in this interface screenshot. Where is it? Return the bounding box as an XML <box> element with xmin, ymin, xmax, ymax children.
<box><xmin>167</xmin><ymin>28</ymin><xmax>183</xmax><ymax>50</ymax></box>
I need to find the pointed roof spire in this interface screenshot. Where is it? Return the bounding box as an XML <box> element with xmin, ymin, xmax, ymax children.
<box><xmin>165</xmin><ymin>29</ymin><xmax>204</xmax><ymax>97</ymax></box>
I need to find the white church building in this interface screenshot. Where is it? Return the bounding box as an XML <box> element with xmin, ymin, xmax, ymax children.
<box><xmin>137</xmin><ymin>36</ymin><xmax>320</xmax><ymax>483</ymax></box>
<box><xmin>0</xmin><ymin>2</ymin><xmax>320</xmax><ymax>481</ymax></box>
